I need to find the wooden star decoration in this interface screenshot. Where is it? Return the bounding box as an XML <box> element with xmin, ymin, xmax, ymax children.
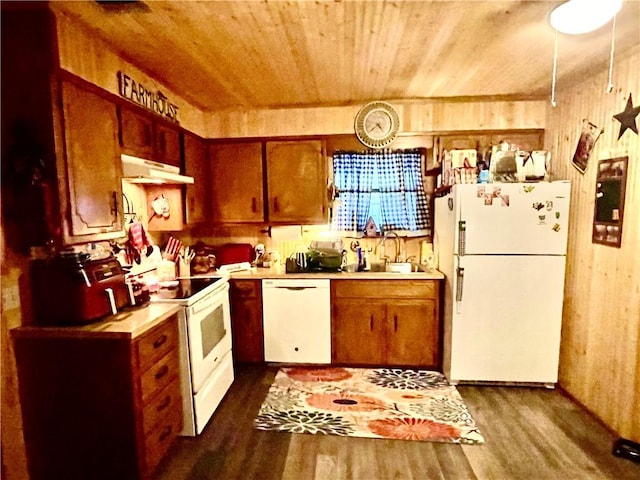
<box><xmin>613</xmin><ymin>93</ymin><xmax>640</xmax><ymax>139</ymax></box>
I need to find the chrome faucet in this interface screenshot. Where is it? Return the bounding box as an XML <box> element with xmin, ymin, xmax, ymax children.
<box><xmin>374</xmin><ymin>231</ymin><xmax>400</xmax><ymax>263</ymax></box>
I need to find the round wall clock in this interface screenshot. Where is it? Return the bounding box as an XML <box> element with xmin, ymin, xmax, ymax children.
<box><xmin>354</xmin><ymin>101</ymin><xmax>400</xmax><ymax>149</ymax></box>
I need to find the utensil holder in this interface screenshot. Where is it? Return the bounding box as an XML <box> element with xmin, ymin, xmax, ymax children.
<box><xmin>178</xmin><ymin>261</ymin><xmax>191</xmax><ymax>278</ymax></box>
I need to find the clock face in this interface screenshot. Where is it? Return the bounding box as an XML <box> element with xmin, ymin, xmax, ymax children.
<box><xmin>355</xmin><ymin>101</ymin><xmax>400</xmax><ymax>148</ymax></box>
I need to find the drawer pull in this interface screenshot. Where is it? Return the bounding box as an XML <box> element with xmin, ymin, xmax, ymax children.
<box><xmin>157</xmin><ymin>395</ymin><xmax>171</xmax><ymax>412</ymax></box>
<box><xmin>153</xmin><ymin>335</ymin><xmax>168</xmax><ymax>349</ymax></box>
<box><xmin>155</xmin><ymin>365</ymin><xmax>169</xmax><ymax>380</ymax></box>
<box><xmin>370</xmin><ymin>314</ymin><xmax>373</xmax><ymax>331</ymax></box>
<box><xmin>159</xmin><ymin>425</ymin><xmax>172</xmax><ymax>442</ymax></box>
<box><xmin>394</xmin><ymin>315</ymin><xmax>398</xmax><ymax>332</ymax></box>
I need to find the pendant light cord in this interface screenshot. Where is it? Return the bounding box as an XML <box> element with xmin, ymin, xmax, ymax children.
<box><xmin>607</xmin><ymin>15</ymin><xmax>616</xmax><ymax>93</ymax></box>
<box><xmin>551</xmin><ymin>29</ymin><xmax>558</xmax><ymax>107</ymax></box>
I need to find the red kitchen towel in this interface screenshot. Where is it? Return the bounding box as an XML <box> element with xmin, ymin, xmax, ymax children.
<box><xmin>164</xmin><ymin>236</ymin><xmax>183</xmax><ymax>260</ymax></box>
<box><xmin>128</xmin><ymin>221</ymin><xmax>151</xmax><ymax>254</ymax></box>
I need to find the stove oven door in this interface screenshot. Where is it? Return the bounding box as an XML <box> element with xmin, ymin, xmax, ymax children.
<box><xmin>186</xmin><ymin>282</ymin><xmax>232</xmax><ymax>393</ymax></box>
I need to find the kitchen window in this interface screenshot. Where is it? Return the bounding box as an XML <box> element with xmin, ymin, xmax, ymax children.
<box><xmin>331</xmin><ymin>149</ymin><xmax>430</xmax><ymax>236</ymax></box>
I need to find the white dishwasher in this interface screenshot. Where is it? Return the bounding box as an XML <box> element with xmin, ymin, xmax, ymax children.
<box><xmin>262</xmin><ymin>278</ymin><xmax>331</xmax><ymax>363</ymax></box>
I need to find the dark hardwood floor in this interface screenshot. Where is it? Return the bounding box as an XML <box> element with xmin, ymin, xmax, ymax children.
<box><xmin>153</xmin><ymin>365</ymin><xmax>640</xmax><ymax>480</ymax></box>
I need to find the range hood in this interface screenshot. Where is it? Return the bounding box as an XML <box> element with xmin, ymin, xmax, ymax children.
<box><xmin>121</xmin><ymin>154</ymin><xmax>194</xmax><ymax>185</ymax></box>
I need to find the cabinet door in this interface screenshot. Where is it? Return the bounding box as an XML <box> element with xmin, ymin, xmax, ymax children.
<box><xmin>155</xmin><ymin>123</ymin><xmax>181</xmax><ymax>168</ymax></box>
<box><xmin>229</xmin><ymin>280</ymin><xmax>264</xmax><ymax>363</ymax></box>
<box><xmin>61</xmin><ymin>81</ymin><xmax>123</xmax><ymax>238</ymax></box>
<box><xmin>266</xmin><ymin>140</ymin><xmax>327</xmax><ymax>223</ymax></box>
<box><xmin>332</xmin><ymin>300</ymin><xmax>386</xmax><ymax>365</ymax></box>
<box><xmin>210</xmin><ymin>142</ymin><xmax>264</xmax><ymax>222</ymax></box>
<box><xmin>183</xmin><ymin>133</ymin><xmax>208</xmax><ymax>224</ymax></box>
<box><xmin>386</xmin><ymin>300</ymin><xmax>439</xmax><ymax>367</ymax></box>
<box><xmin>119</xmin><ymin>105</ymin><xmax>154</xmax><ymax>159</ymax></box>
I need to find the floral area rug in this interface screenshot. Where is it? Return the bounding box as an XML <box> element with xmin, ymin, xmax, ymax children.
<box><xmin>254</xmin><ymin>367</ymin><xmax>484</xmax><ymax>444</ymax></box>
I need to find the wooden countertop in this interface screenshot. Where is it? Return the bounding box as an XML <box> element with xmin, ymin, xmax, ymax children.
<box><xmin>228</xmin><ymin>265</ymin><xmax>444</xmax><ymax>280</ymax></box>
<box><xmin>11</xmin><ymin>303</ymin><xmax>182</xmax><ymax>340</ymax></box>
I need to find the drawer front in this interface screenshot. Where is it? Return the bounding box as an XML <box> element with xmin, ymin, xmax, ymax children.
<box><xmin>231</xmin><ymin>279</ymin><xmax>261</xmax><ymax>298</ymax></box>
<box><xmin>143</xmin><ymin>407</ymin><xmax>183</xmax><ymax>477</ymax></box>
<box><xmin>140</xmin><ymin>348</ymin><xmax>180</xmax><ymax>403</ymax></box>
<box><xmin>142</xmin><ymin>378</ymin><xmax>182</xmax><ymax>435</ymax></box>
<box><xmin>137</xmin><ymin>315</ymin><xmax>179</xmax><ymax>372</ymax></box>
<box><xmin>333</xmin><ymin>280</ymin><xmax>436</xmax><ymax>299</ymax></box>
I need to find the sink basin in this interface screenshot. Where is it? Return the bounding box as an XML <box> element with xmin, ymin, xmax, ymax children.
<box><xmin>385</xmin><ymin>262</ymin><xmax>413</xmax><ymax>273</ymax></box>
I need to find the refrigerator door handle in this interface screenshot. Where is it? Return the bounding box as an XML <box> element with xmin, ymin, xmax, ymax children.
<box><xmin>458</xmin><ymin>221</ymin><xmax>466</xmax><ymax>256</ymax></box>
<box><xmin>455</xmin><ymin>267</ymin><xmax>464</xmax><ymax>313</ymax></box>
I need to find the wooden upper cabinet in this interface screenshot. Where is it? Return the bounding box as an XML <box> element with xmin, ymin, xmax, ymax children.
<box><xmin>155</xmin><ymin>123</ymin><xmax>181</xmax><ymax>168</ymax></box>
<box><xmin>61</xmin><ymin>80</ymin><xmax>124</xmax><ymax>239</ymax></box>
<box><xmin>266</xmin><ymin>140</ymin><xmax>327</xmax><ymax>224</ymax></box>
<box><xmin>183</xmin><ymin>132</ymin><xmax>208</xmax><ymax>224</ymax></box>
<box><xmin>119</xmin><ymin>105</ymin><xmax>182</xmax><ymax>168</ymax></box>
<box><xmin>119</xmin><ymin>106</ymin><xmax>154</xmax><ymax>159</ymax></box>
<box><xmin>210</xmin><ymin>142</ymin><xmax>264</xmax><ymax>223</ymax></box>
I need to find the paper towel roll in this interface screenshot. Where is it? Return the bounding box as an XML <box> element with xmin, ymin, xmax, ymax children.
<box><xmin>270</xmin><ymin>225</ymin><xmax>302</xmax><ymax>241</ymax></box>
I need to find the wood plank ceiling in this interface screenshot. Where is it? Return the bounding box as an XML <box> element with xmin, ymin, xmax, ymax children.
<box><xmin>49</xmin><ymin>1</ymin><xmax>640</xmax><ymax>112</ymax></box>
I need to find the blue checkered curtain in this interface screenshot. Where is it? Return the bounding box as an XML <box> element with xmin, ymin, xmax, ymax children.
<box><xmin>377</xmin><ymin>149</ymin><xmax>430</xmax><ymax>231</ymax></box>
<box><xmin>331</xmin><ymin>149</ymin><xmax>430</xmax><ymax>233</ymax></box>
<box><xmin>331</xmin><ymin>151</ymin><xmax>376</xmax><ymax>232</ymax></box>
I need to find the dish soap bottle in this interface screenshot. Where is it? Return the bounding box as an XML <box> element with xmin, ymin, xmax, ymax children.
<box><xmin>421</xmin><ymin>241</ymin><xmax>436</xmax><ymax>272</ymax></box>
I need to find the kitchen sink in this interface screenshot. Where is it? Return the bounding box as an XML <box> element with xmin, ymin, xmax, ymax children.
<box><xmin>344</xmin><ymin>262</ymin><xmax>430</xmax><ymax>274</ymax></box>
<box><xmin>385</xmin><ymin>262</ymin><xmax>413</xmax><ymax>273</ymax></box>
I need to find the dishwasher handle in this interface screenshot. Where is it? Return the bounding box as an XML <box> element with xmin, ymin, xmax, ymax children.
<box><xmin>275</xmin><ymin>286</ymin><xmax>317</xmax><ymax>291</ymax></box>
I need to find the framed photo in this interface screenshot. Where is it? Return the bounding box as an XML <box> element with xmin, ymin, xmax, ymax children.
<box><xmin>592</xmin><ymin>156</ymin><xmax>628</xmax><ymax>248</ymax></box>
<box><xmin>572</xmin><ymin>119</ymin><xmax>602</xmax><ymax>174</ymax></box>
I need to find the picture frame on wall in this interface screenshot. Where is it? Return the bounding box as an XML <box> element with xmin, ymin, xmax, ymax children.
<box><xmin>592</xmin><ymin>156</ymin><xmax>628</xmax><ymax>248</ymax></box>
<box><xmin>572</xmin><ymin>119</ymin><xmax>602</xmax><ymax>173</ymax></box>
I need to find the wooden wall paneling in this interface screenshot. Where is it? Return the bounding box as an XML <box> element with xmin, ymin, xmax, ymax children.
<box><xmin>52</xmin><ymin>11</ymin><xmax>206</xmax><ymax>136</ymax></box>
<box><xmin>431</xmin><ymin>100</ymin><xmax>546</xmax><ymax>131</ymax></box>
<box><xmin>204</xmin><ymin>101</ymin><xmax>546</xmax><ymax>139</ymax></box>
<box><xmin>546</xmin><ymin>46</ymin><xmax>640</xmax><ymax>443</ymax></box>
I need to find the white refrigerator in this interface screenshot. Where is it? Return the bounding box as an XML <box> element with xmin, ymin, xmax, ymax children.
<box><xmin>434</xmin><ymin>181</ymin><xmax>570</xmax><ymax>386</ymax></box>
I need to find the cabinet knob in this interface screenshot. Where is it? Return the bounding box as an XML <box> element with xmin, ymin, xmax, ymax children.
<box><xmin>157</xmin><ymin>395</ymin><xmax>172</xmax><ymax>412</ymax></box>
<box><xmin>155</xmin><ymin>365</ymin><xmax>169</xmax><ymax>380</ymax></box>
<box><xmin>159</xmin><ymin>425</ymin><xmax>172</xmax><ymax>442</ymax></box>
<box><xmin>153</xmin><ymin>334</ymin><xmax>168</xmax><ymax>349</ymax></box>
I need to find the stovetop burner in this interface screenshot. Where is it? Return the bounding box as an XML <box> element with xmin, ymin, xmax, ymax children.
<box><xmin>152</xmin><ymin>276</ymin><xmax>227</xmax><ymax>304</ymax></box>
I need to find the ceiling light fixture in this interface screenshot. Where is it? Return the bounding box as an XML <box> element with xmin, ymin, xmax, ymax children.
<box><xmin>549</xmin><ymin>0</ymin><xmax>622</xmax><ymax>106</ymax></box>
<box><xmin>549</xmin><ymin>0</ymin><xmax>623</xmax><ymax>35</ymax></box>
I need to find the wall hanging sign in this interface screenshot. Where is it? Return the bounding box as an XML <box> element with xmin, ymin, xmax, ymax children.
<box><xmin>117</xmin><ymin>71</ymin><xmax>179</xmax><ymax>124</ymax></box>
<box><xmin>592</xmin><ymin>156</ymin><xmax>628</xmax><ymax>248</ymax></box>
<box><xmin>572</xmin><ymin>119</ymin><xmax>602</xmax><ymax>174</ymax></box>
<box><xmin>613</xmin><ymin>92</ymin><xmax>640</xmax><ymax>140</ymax></box>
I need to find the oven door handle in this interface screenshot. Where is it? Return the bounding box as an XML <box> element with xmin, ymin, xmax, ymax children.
<box><xmin>191</xmin><ymin>300</ymin><xmax>215</xmax><ymax>316</ymax></box>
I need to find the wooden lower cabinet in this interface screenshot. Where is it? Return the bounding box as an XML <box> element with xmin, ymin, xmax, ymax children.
<box><xmin>229</xmin><ymin>279</ymin><xmax>264</xmax><ymax>363</ymax></box>
<box><xmin>331</xmin><ymin>280</ymin><xmax>440</xmax><ymax>368</ymax></box>
<box><xmin>12</xmin><ymin>315</ymin><xmax>182</xmax><ymax>480</ymax></box>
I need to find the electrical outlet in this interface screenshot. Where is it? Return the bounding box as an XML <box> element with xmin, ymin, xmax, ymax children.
<box><xmin>1</xmin><ymin>285</ymin><xmax>20</xmax><ymax>311</ymax></box>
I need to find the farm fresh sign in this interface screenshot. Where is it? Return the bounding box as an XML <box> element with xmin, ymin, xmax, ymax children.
<box><xmin>117</xmin><ymin>71</ymin><xmax>179</xmax><ymax>124</ymax></box>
